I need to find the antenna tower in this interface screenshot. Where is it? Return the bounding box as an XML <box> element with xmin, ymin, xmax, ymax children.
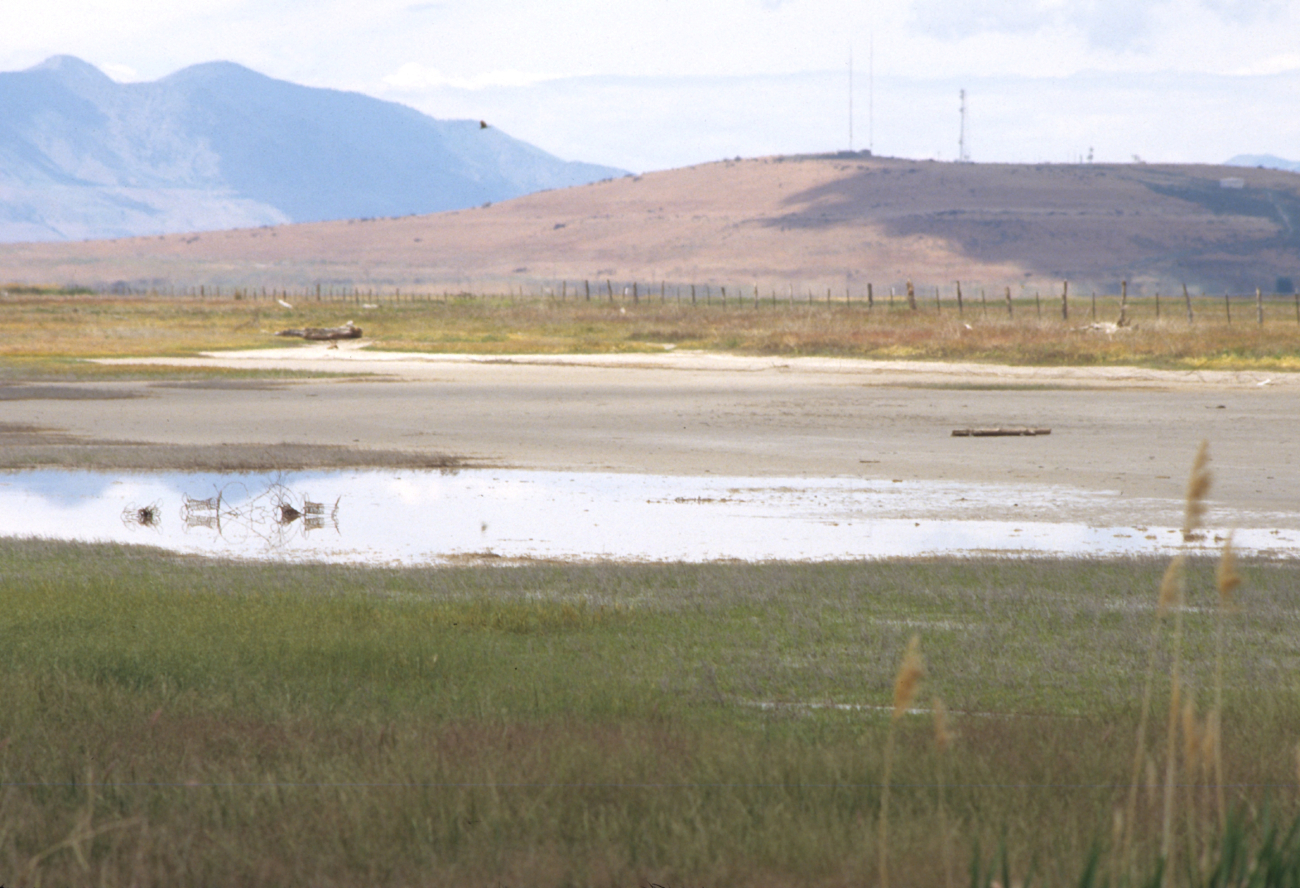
<box><xmin>958</xmin><ymin>89</ymin><xmax>969</xmax><ymax>163</ymax></box>
<box><xmin>848</xmin><ymin>47</ymin><xmax>853</xmax><ymax>151</ymax></box>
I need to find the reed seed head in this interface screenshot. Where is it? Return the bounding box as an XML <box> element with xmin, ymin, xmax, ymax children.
<box><xmin>1182</xmin><ymin>440</ymin><xmax>1212</xmax><ymax>538</ymax></box>
<box><xmin>1157</xmin><ymin>555</ymin><xmax>1186</xmax><ymax>618</ymax></box>
<box><xmin>1216</xmin><ymin>531</ymin><xmax>1241</xmax><ymax>610</ymax></box>
<box><xmin>892</xmin><ymin>635</ymin><xmax>925</xmax><ymax>721</ymax></box>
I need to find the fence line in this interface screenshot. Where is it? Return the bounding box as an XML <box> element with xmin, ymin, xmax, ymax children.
<box><xmin>37</xmin><ymin>279</ymin><xmax>1300</xmax><ymax>326</ymax></box>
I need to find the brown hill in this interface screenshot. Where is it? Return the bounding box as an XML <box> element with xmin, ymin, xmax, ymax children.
<box><xmin>2</xmin><ymin>154</ymin><xmax>1297</xmax><ymax>296</ymax></box>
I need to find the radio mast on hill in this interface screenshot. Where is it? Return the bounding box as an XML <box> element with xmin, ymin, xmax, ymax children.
<box><xmin>958</xmin><ymin>89</ymin><xmax>970</xmax><ymax>163</ymax></box>
<box><xmin>868</xmin><ymin>36</ymin><xmax>874</xmax><ymax>153</ymax></box>
<box><xmin>848</xmin><ymin>47</ymin><xmax>853</xmax><ymax>151</ymax></box>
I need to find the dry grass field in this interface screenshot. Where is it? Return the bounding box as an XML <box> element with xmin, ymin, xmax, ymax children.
<box><xmin>1</xmin><ymin>155</ymin><xmax>1298</xmax><ymax>297</ymax></box>
<box><xmin>1</xmin><ymin>288</ymin><xmax>1298</xmax><ymax>372</ymax></box>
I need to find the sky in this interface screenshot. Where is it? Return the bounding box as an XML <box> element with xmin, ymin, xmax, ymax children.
<box><xmin>4</xmin><ymin>0</ymin><xmax>1299</xmax><ymax>173</ymax></box>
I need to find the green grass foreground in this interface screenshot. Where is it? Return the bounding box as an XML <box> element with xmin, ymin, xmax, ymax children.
<box><xmin>3</xmin><ymin>540</ymin><xmax>1300</xmax><ymax>886</ymax></box>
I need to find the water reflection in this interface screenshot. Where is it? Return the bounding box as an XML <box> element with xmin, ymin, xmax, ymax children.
<box><xmin>121</xmin><ymin>500</ymin><xmax>162</xmax><ymax>531</ymax></box>
<box><xmin>0</xmin><ymin>469</ymin><xmax>1296</xmax><ymax>565</ymax></box>
<box><xmin>174</xmin><ymin>479</ymin><xmax>341</xmax><ymax>549</ymax></box>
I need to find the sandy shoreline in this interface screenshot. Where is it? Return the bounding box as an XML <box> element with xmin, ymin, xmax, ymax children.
<box><xmin>99</xmin><ymin>342</ymin><xmax>1300</xmax><ymax>389</ymax></box>
<box><xmin>1</xmin><ymin>346</ymin><xmax>1294</xmax><ymax>530</ymax></box>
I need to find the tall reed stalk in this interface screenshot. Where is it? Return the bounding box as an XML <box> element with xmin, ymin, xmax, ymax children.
<box><xmin>879</xmin><ymin>635</ymin><xmax>923</xmax><ymax>888</ymax></box>
<box><xmin>1160</xmin><ymin>441</ymin><xmax>1211</xmax><ymax>886</ymax></box>
<box><xmin>1214</xmin><ymin>531</ymin><xmax>1240</xmax><ymax>830</ymax></box>
<box><xmin>1123</xmin><ymin>440</ymin><xmax>1211</xmax><ymax>882</ymax></box>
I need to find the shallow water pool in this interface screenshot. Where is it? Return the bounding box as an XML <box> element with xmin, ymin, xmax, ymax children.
<box><xmin>0</xmin><ymin>469</ymin><xmax>1295</xmax><ymax>565</ymax></box>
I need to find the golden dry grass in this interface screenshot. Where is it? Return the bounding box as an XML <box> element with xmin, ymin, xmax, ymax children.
<box><xmin>2</xmin><ymin>289</ymin><xmax>1299</xmax><ymax>371</ymax></box>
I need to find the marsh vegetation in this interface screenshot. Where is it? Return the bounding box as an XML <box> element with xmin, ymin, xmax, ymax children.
<box><xmin>2</xmin><ymin>540</ymin><xmax>1299</xmax><ymax>885</ymax></box>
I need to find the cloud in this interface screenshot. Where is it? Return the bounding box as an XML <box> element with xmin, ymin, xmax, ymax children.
<box><xmin>381</xmin><ymin>62</ymin><xmax>559</xmax><ymax>91</ymax></box>
<box><xmin>1233</xmin><ymin>52</ymin><xmax>1300</xmax><ymax>76</ymax></box>
<box><xmin>909</xmin><ymin>0</ymin><xmax>1158</xmax><ymax>47</ymax></box>
<box><xmin>1199</xmin><ymin>0</ymin><xmax>1287</xmax><ymax>23</ymax></box>
<box><xmin>908</xmin><ymin>0</ymin><xmax>1287</xmax><ymax>50</ymax></box>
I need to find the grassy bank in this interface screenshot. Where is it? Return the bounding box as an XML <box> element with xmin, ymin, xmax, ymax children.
<box><xmin>2</xmin><ymin>540</ymin><xmax>1299</xmax><ymax>885</ymax></box>
<box><xmin>1</xmin><ymin>291</ymin><xmax>1299</xmax><ymax>371</ymax></box>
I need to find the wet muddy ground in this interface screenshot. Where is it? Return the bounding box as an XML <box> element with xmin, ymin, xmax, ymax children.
<box><xmin>1</xmin><ymin>350</ymin><xmax>1296</xmax><ymax>561</ymax></box>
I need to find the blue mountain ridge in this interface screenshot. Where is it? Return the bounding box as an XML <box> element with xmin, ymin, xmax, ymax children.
<box><xmin>1226</xmin><ymin>154</ymin><xmax>1300</xmax><ymax>174</ymax></box>
<box><xmin>0</xmin><ymin>56</ymin><xmax>627</xmax><ymax>242</ymax></box>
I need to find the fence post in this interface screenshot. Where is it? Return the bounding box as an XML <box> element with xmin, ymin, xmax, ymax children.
<box><xmin>721</xmin><ymin>286</ymin><xmax>726</xmax><ymax>308</ymax></box>
<box><xmin>1035</xmin><ymin>291</ymin><xmax>1041</xmax><ymax>318</ymax></box>
<box><xmin>935</xmin><ymin>286</ymin><xmax>941</xmax><ymax>313</ymax></box>
<box><xmin>1155</xmin><ymin>291</ymin><xmax>1160</xmax><ymax>320</ymax></box>
<box><xmin>1257</xmin><ymin>287</ymin><xmax>1264</xmax><ymax>325</ymax></box>
<box><xmin>755</xmin><ymin>284</ymin><xmax>760</xmax><ymax>309</ymax></box>
<box><xmin>1183</xmin><ymin>284</ymin><xmax>1193</xmax><ymax>324</ymax></box>
<box><xmin>1119</xmin><ymin>281</ymin><xmax>1128</xmax><ymax>326</ymax></box>
<box><xmin>607</xmin><ymin>280</ymin><xmax>613</xmax><ymax>302</ymax></box>
<box><xmin>585</xmin><ymin>280</ymin><xmax>590</xmax><ymax>301</ymax></box>
<box><xmin>633</xmin><ymin>282</ymin><xmax>638</xmax><ymax>304</ymax></box>
<box><xmin>906</xmin><ymin>281</ymin><xmax>916</xmax><ymax>311</ymax></box>
<box><xmin>1225</xmin><ymin>293</ymin><xmax>1231</xmax><ymax>324</ymax></box>
<box><xmin>1005</xmin><ymin>286</ymin><xmax>1012</xmax><ymax>318</ymax></box>
<box><xmin>1061</xmin><ymin>280</ymin><xmax>1068</xmax><ymax>321</ymax></box>
<box><xmin>868</xmin><ymin>283</ymin><xmax>874</xmax><ymax>311</ymax></box>
<box><xmin>956</xmin><ymin>281</ymin><xmax>963</xmax><ymax>315</ymax></box>
<box><xmin>691</xmin><ymin>284</ymin><xmax>696</xmax><ymax>305</ymax></box>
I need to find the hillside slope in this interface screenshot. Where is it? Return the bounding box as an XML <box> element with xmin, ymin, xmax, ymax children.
<box><xmin>2</xmin><ymin>154</ymin><xmax>1297</xmax><ymax>294</ymax></box>
<box><xmin>0</xmin><ymin>56</ymin><xmax>624</xmax><ymax>242</ymax></box>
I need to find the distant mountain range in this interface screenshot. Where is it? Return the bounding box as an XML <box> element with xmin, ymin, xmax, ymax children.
<box><xmin>1226</xmin><ymin>154</ymin><xmax>1300</xmax><ymax>174</ymax></box>
<box><xmin>0</xmin><ymin>56</ymin><xmax>626</xmax><ymax>243</ymax></box>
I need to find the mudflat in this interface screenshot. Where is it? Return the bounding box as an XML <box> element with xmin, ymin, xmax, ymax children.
<box><xmin>1</xmin><ymin>344</ymin><xmax>1292</xmax><ymax>528</ymax></box>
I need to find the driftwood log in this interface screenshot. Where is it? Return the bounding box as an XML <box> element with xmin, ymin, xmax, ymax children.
<box><xmin>951</xmin><ymin>427</ymin><xmax>1051</xmax><ymax>437</ymax></box>
<box><xmin>275</xmin><ymin>322</ymin><xmax>361</xmax><ymax>341</ymax></box>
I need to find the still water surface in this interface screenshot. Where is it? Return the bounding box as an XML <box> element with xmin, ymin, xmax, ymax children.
<box><xmin>0</xmin><ymin>469</ymin><xmax>1295</xmax><ymax>565</ymax></box>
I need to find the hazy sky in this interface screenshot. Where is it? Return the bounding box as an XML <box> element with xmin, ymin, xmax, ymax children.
<box><xmin>4</xmin><ymin>0</ymin><xmax>1298</xmax><ymax>171</ymax></box>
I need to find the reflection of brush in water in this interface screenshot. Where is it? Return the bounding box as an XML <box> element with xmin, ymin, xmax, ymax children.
<box><xmin>182</xmin><ymin>493</ymin><xmax>219</xmax><ymax>512</ymax></box>
<box><xmin>122</xmin><ymin>500</ymin><xmax>163</xmax><ymax>531</ymax></box>
<box><xmin>183</xmin><ymin>513</ymin><xmax>220</xmax><ymax>532</ymax></box>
